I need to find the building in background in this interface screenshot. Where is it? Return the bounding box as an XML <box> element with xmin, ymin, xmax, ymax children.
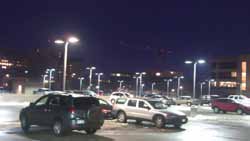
<box><xmin>210</xmin><ymin>55</ymin><xmax>250</xmax><ymax>96</ymax></box>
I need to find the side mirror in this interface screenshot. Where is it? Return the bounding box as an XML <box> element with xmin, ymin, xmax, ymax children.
<box><xmin>144</xmin><ymin>106</ymin><xmax>151</xmax><ymax>110</ymax></box>
<box><xmin>29</xmin><ymin>102</ymin><xmax>34</xmax><ymax>107</ymax></box>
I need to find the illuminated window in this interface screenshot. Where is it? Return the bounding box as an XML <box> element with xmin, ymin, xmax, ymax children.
<box><xmin>218</xmin><ymin>81</ymin><xmax>237</xmax><ymax>88</ymax></box>
<box><xmin>241</xmin><ymin>61</ymin><xmax>247</xmax><ymax>91</ymax></box>
<box><xmin>231</xmin><ymin>72</ymin><xmax>237</xmax><ymax>77</ymax></box>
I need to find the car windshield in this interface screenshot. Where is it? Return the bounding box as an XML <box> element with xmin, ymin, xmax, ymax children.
<box><xmin>148</xmin><ymin>101</ymin><xmax>167</xmax><ymax>109</ymax></box>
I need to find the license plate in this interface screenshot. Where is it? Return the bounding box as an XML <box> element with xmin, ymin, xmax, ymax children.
<box><xmin>76</xmin><ymin>120</ymin><xmax>85</xmax><ymax>124</ymax></box>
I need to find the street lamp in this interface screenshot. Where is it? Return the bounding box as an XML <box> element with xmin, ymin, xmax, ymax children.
<box><xmin>133</xmin><ymin>76</ymin><xmax>140</xmax><ymax>97</ymax></box>
<box><xmin>86</xmin><ymin>66</ymin><xmax>96</xmax><ymax>89</ymax></box>
<box><xmin>164</xmin><ymin>79</ymin><xmax>172</xmax><ymax>96</ymax></box>
<box><xmin>55</xmin><ymin>36</ymin><xmax>79</xmax><ymax>91</ymax></box>
<box><xmin>46</xmin><ymin>68</ymin><xmax>55</xmax><ymax>90</ymax></box>
<box><xmin>151</xmin><ymin>82</ymin><xmax>156</xmax><ymax>93</ymax></box>
<box><xmin>118</xmin><ymin>80</ymin><xmax>124</xmax><ymax>90</ymax></box>
<box><xmin>207</xmin><ymin>79</ymin><xmax>215</xmax><ymax>96</ymax></box>
<box><xmin>185</xmin><ymin>59</ymin><xmax>206</xmax><ymax>98</ymax></box>
<box><xmin>179</xmin><ymin>86</ymin><xmax>183</xmax><ymax>96</ymax></box>
<box><xmin>96</xmin><ymin>73</ymin><xmax>103</xmax><ymax>95</ymax></box>
<box><xmin>78</xmin><ymin>77</ymin><xmax>84</xmax><ymax>91</ymax></box>
<box><xmin>136</xmin><ymin>72</ymin><xmax>146</xmax><ymax>97</ymax></box>
<box><xmin>200</xmin><ymin>82</ymin><xmax>206</xmax><ymax>97</ymax></box>
<box><xmin>42</xmin><ymin>74</ymin><xmax>48</xmax><ymax>88</ymax></box>
<box><xmin>174</xmin><ymin>76</ymin><xmax>184</xmax><ymax>98</ymax></box>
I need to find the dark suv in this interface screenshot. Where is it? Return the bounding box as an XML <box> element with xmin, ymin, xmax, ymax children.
<box><xmin>19</xmin><ymin>94</ymin><xmax>104</xmax><ymax>136</ymax></box>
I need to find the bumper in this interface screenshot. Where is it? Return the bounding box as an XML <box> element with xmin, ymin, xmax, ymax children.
<box><xmin>165</xmin><ymin>116</ymin><xmax>188</xmax><ymax>125</ymax></box>
<box><xmin>69</xmin><ymin>119</ymin><xmax>104</xmax><ymax>130</ymax></box>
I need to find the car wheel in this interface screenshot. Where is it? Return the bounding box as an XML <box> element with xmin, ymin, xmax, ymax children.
<box><xmin>117</xmin><ymin>111</ymin><xmax>127</xmax><ymax>123</ymax></box>
<box><xmin>111</xmin><ymin>99</ymin><xmax>115</xmax><ymax>104</ymax></box>
<box><xmin>20</xmin><ymin>115</ymin><xmax>30</xmax><ymax>133</ymax></box>
<box><xmin>53</xmin><ymin>120</ymin><xmax>64</xmax><ymax>136</ymax></box>
<box><xmin>187</xmin><ymin>102</ymin><xmax>192</xmax><ymax>106</ymax></box>
<box><xmin>236</xmin><ymin>109</ymin><xmax>244</xmax><ymax>115</ymax></box>
<box><xmin>154</xmin><ymin>115</ymin><xmax>165</xmax><ymax>128</ymax></box>
<box><xmin>213</xmin><ymin>107</ymin><xmax>220</xmax><ymax>113</ymax></box>
<box><xmin>85</xmin><ymin>129</ymin><xmax>97</xmax><ymax>135</ymax></box>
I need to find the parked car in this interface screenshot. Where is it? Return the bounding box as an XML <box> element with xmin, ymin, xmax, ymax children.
<box><xmin>211</xmin><ymin>98</ymin><xmax>250</xmax><ymax>114</ymax></box>
<box><xmin>98</xmin><ymin>98</ymin><xmax>114</xmax><ymax>119</ymax></box>
<box><xmin>200</xmin><ymin>95</ymin><xmax>219</xmax><ymax>105</ymax></box>
<box><xmin>113</xmin><ymin>98</ymin><xmax>188</xmax><ymax>128</ymax></box>
<box><xmin>228</xmin><ymin>95</ymin><xmax>250</xmax><ymax>103</ymax></box>
<box><xmin>19</xmin><ymin>93</ymin><xmax>104</xmax><ymax>136</ymax></box>
<box><xmin>174</xmin><ymin>96</ymin><xmax>193</xmax><ymax>106</ymax></box>
<box><xmin>143</xmin><ymin>94</ymin><xmax>174</xmax><ymax>106</ymax></box>
<box><xmin>33</xmin><ymin>88</ymin><xmax>51</xmax><ymax>95</ymax></box>
<box><xmin>109</xmin><ymin>91</ymin><xmax>134</xmax><ymax>104</ymax></box>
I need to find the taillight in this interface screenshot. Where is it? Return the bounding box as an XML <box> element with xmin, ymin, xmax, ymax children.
<box><xmin>68</xmin><ymin>107</ymin><xmax>76</xmax><ymax>113</ymax></box>
<box><xmin>102</xmin><ymin>109</ymin><xmax>111</xmax><ymax>113</ymax></box>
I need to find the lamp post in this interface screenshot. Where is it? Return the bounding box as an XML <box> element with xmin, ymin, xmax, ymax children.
<box><xmin>118</xmin><ymin>80</ymin><xmax>124</xmax><ymax>90</ymax></box>
<box><xmin>55</xmin><ymin>37</ymin><xmax>79</xmax><ymax>91</ymax></box>
<box><xmin>151</xmin><ymin>82</ymin><xmax>156</xmax><ymax>93</ymax></box>
<box><xmin>133</xmin><ymin>76</ymin><xmax>140</xmax><ymax>97</ymax></box>
<box><xmin>185</xmin><ymin>59</ymin><xmax>206</xmax><ymax>98</ymax></box>
<box><xmin>207</xmin><ymin>79</ymin><xmax>215</xmax><ymax>96</ymax></box>
<box><xmin>46</xmin><ymin>68</ymin><xmax>55</xmax><ymax>90</ymax></box>
<box><xmin>179</xmin><ymin>86</ymin><xmax>183</xmax><ymax>96</ymax></box>
<box><xmin>96</xmin><ymin>73</ymin><xmax>103</xmax><ymax>95</ymax></box>
<box><xmin>164</xmin><ymin>79</ymin><xmax>172</xmax><ymax>96</ymax></box>
<box><xmin>136</xmin><ymin>72</ymin><xmax>146</xmax><ymax>97</ymax></box>
<box><xmin>86</xmin><ymin>67</ymin><xmax>96</xmax><ymax>89</ymax></box>
<box><xmin>200</xmin><ymin>82</ymin><xmax>206</xmax><ymax>97</ymax></box>
<box><xmin>174</xmin><ymin>76</ymin><xmax>184</xmax><ymax>98</ymax></box>
<box><xmin>78</xmin><ymin>77</ymin><xmax>84</xmax><ymax>91</ymax></box>
<box><xmin>42</xmin><ymin>74</ymin><xmax>48</xmax><ymax>88</ymax></box>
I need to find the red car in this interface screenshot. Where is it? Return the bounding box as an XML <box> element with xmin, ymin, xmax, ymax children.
<box><xmin>211</xmin><ymin>98</ymin><xmax>250</xmax><ymax>115</ymax></box>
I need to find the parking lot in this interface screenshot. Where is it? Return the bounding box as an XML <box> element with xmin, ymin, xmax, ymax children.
<box><xmin>1</xmin><ymin>95</ymin><xmax>250</xmax><ymax>141</ymax></box>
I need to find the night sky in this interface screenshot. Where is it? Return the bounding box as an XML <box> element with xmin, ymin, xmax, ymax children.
<box><xmin>1</xmin><ymin>0</ymin><xmax>250</xmax><ymax>77</ymax></box>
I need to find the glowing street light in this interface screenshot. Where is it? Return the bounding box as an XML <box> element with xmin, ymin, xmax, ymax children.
<box><xmin>55</xmin><ymin>36</ymin><xmax>79</xmax><ymax>91</ymax></box>
<box><xmin>174</xmin><ymin>76</ymin><xmax>184</xmax><ymax>98</ymax></box>
<box><xmin>136</xmin><ymin>72</ymin><xmax>146</xmax><ymax>97</ymax></box>
<box><xmin>207</xmin><ymin>79</ymin><xmax>215</xmax><ymax>96</ymax></box>
<box><xmin>78</xmin><ymin>77</ymin><xmax>84</xmax><ymax>91</ymax></box>
<box><xmin>185</xmin><ymin>59</ymin><xmax>206</xmax><ymax>98</ymax></box>
<box><xmin>46</xmin><ymin>68</ymin><xmax>55</xmax><ymax>90</ymax></box>
<box><xmin>96</xmin><ymin>73</ymin><xmax>103</xmax><ymax>95</ymax></box>
<box><xmin>164</xmin><ymin>79</ymin><xmax>173</xmax><ymax>96</ymax></box>
<box><xmin>118</xmin><ymin>80</ymin><xmax>124</xmax><ymax>90</ymax></box>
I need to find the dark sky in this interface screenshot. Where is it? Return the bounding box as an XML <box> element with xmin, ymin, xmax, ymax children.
<box><xmin>1</xmin><ymin>0</ymin><xmax>250</xmax><ymax>76</ymax></box>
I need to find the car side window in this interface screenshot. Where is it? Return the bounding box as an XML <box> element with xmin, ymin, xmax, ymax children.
<box><xmin>139</xmin><ymin>101</ymin><xmax>149</xmax><ymax>109</ymax></box>
<box><xmin>127</xmin><ymin>100</ymin><xmax>137</xmax><ymax>107</ymax></box>
<box><xmin>99</xmin><ymin>99</ymin><xmax>108</xmax><ymax>105</ymax></box>
<box><xmin>35</xmin><ymin>96</ymin><xmax>49</xmax><ymax>106</ymax></box>
<box><xmin>48</xmin><ymin>96</ymin><xmax>60</xmax><ymax>106</ymax></box>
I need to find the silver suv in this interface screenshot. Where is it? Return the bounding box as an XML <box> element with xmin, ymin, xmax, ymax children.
<box><xmin>113</xmin><ymin>98</ymin><xmax>188</xmax><ymax>128</ymax></box>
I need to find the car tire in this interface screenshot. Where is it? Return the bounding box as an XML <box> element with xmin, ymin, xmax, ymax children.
<box><xmin>85</xmin><ymin>129</ymin><xmax>97</xmax><ymax>135</ymax></box>
<box><xmin>154</xmin><ymin>115</ymin><xmax>165</xmax><ymax>128</ymax></box>
<box><xmin>20</xmin><ymin>114</ymin><xmax>30</xmax><ymax>133</ymax></box>
<box><xmin>187</xmin><ymin>102</ymin><xmax>192</xmax><ymax>106</ymax></box>
<box><xmin>213</xmin><ymin>107</ymin><xmax>220</xmax><ymax>113</ymax></box>
<box><xmin>236</xmin><ymin>109</ymin><xmax>244</xmax><ymax>115</ymax></box>
<box><xmin>117</xmin><ymin>111</ymin><xmax>127</xmax><ymax>123</ymax></box>
<box><xmin>52</xmin><ymin>120</ymin><xmax>66</xmax><ymax>136</ymax></box>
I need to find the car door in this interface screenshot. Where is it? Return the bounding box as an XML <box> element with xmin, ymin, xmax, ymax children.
<box><xmin>45</xmin><ymin>95</ymin><xmax>62</xmax><ymax>125</ymax></box>
<box><xmin>126</xmin><ymin>99</ymin><xmax>138</xmax><ymax>118</ymax></box>
<box><xmin>137</xmin><ymin>101</ymin><xmax>152</xmax><ymax>120</ymax></box>
<box><xmin>29</xmin><ymin>95</ymin><xmax>49</xmax><ymax>125</ymax></box>
<box><xmin>226</xmin><ymin>99</ymin><xmax>239</xmax><ymax>111</ymax></box>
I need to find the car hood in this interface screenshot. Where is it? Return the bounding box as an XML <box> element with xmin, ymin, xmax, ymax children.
<box><xmin>159</xmin><ymin>109</ymin><xmax>186</xmax><ymax>116</ymax></box>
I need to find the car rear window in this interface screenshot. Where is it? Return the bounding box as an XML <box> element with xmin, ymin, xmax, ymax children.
<box><xmin>73</xmin><ymin>97</ymin><xmax>99</xmax><ymax>109</ymax></box>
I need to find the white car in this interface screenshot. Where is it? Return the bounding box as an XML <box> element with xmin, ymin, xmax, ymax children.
<box><xmin>109</xmin><ymin>92</ymin><xmax>134</xmax><ymax>104</ymax></box>
<box><xmin>228</xmin><ymin>95</ymin><xmax>250</xmax><ymax>103</ymax></box>
<box><xmin>33</xmin><ymin>88</ymin><xmax>51</xmax><ymax>95</ymax></box>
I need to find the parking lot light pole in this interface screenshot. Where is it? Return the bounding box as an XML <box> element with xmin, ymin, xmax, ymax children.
<box><xmin>133</xmin><ymin>76</ymin><xmax>140</xmax><ymax>97</ymax></box>
<box><xmin>46</xmin><ymin>68</ymin><xmax>55</xmax><ymax>90</ymax></box>
<box><xmin>208</xmin><ymin>79</ymin><xmax>215</xmax><ymax>96</ymax></box>
<box><xmin>118</xmin><ymin>80</ymin><xmax>124</xmax><ymax>90</ymax></box>
<box><xmin>185</xmin><ymin>59</ymin><xmax>206</xmax><ymax>98</ymax></box>
<box><xmin>42</xmin><ymin>74</ymin><xmax>48</xmax><ymax>88</ymax></box>
<box><xmin>164</xmin><ymin>79</ymin><xmax>172</xmax><ymax>96</ymax></box>
<box><xmin>78</xmin><ymin>77</ymin><xmax>84</xmax><ymax>91</ymax></box>
<box><xmin>55</xmin><ymin>37</ymin><xmax>79</xmax><ymax>91</ymax></box>
<box><xmin>136</xmin><ymin>72</ymin><xmax>146</xmax><ymax>97</ymax></box>
<box><xmin>86</xmin><ymin>67</ymin><xmax>96</xmax><ymax>89</ymax></box>
<box><xmin>200</xmin><ymin>82</ymin><xmax>206</xmax><ymax>97</ymax></box>
<box><xmin>174</xmin><ymin>76</ymin><xmax>184</xmax><ymax>98</ymax></box>
<box><xmin>96</xmin><ymin>73</ymin><xmax>103</xmax><ymax>95</ymax></box>
<box><xmin>151</xmin><ymin>82</ymin><xmax>156</xmax><ymax>93</ymax></box>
